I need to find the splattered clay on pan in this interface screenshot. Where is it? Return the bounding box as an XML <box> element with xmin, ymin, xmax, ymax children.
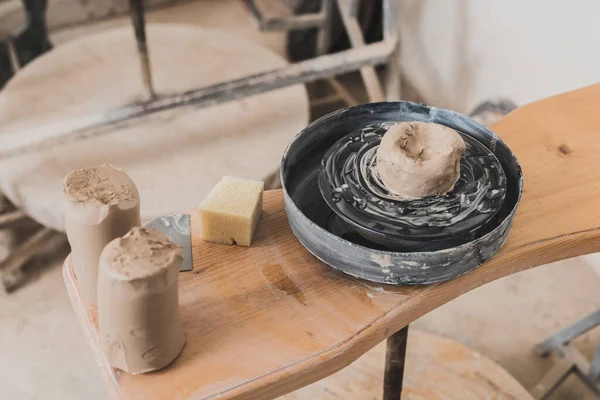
<box><xmin>318</xmin><ymin>122</ymin><xmax>507</xmax><ymax>251</ymax></box>
<box><xmin>281</xmin><ymin>102</ymin><xmax>523</xmax><ymax>285</ymax></box>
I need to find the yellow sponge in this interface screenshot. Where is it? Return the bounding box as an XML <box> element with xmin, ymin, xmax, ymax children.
<box><xmin>198</xmin><ymin>176</ymin><xmax>264</xmax><ymax>246</ymax></box>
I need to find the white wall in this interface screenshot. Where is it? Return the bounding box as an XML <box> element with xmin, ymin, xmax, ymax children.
<box><xmin>398</xmin><ymin>0</ymin><xmax>600</xmax><ymax>113</ymax></box>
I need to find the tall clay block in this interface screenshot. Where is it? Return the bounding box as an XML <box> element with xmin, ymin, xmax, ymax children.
<box><xmin>63</xmin><ymin>164</ymin><xmax>141</xmax><ymax>304</ymax></box>
<box><xmin>98</xmin><ymin>227</ymin><xmax>186</xmax><ymax>374</ymax></box>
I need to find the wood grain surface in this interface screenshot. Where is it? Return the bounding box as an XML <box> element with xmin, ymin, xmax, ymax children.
<box><xmin>64</xmin><ymin>84</ymin><xmax>600</xmax><ymax>399</ymax></box>
<box><xmin>281</xmin><ymin>329</ymin><xmax>533</xmax><ymax>399</ymax></box>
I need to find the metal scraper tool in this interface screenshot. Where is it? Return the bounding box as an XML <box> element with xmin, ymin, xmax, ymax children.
<box><xmin>145</xmin><ymin>213</ymin><xmax>192</xmax><ymax>272</ymax></box>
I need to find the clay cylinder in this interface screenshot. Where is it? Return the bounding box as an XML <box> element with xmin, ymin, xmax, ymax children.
<box><xmin>98</xmin><ymin>227</ymin><xmax>186</xmax><ymax>374</ymax></box>
<box><xmin>63</xmin><ymin>164</ymin><xmax>141</xmax><ymax>304</ymax></box>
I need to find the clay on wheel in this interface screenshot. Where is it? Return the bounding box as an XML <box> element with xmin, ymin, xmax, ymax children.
<box><xmin>376</xmin><ymin>121</ymin><xmax>465</xmax><ymax>199</ymax></box>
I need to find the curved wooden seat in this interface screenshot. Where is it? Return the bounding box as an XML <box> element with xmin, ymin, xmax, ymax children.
<box><xmin>63</xmin><ymin>84</ymin><xmax>600</xmax><ymax>399</ymax></box>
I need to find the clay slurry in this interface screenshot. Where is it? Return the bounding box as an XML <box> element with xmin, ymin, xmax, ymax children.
<box><xmin>63</xmin><ymin>163</ymin><xmax>141</xmax><ymax>304</ymax></box>
<box><xmin>98</xmin><ymin>227</ymin><xmax>186</xmax><ymax>374</ymax></box>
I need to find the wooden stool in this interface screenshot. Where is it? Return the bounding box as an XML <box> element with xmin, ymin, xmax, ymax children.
<box><xmin>0</xmin><ymin>24</ymin><xmax>308</xmax><ymax>231</ymax></box>
<box><xmin>282</xmin><ymin>329</ymin><xmax>533</xmax><ymax>399</ymax></box>
<box><xmin>64</xmin><ymin>85</ymin><xmax>600</xmax><ymax>399</ymax></box>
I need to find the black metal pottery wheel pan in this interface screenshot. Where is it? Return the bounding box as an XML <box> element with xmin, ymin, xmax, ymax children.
<box><xmin>280</xmin><ymin>102</ymin><xmax>523</xmax><ymax>285</ymax></box>
<box><xmin>317</xmin><ymin>123</ymin><xmax>507</xmax><ymax>251</ymax></box>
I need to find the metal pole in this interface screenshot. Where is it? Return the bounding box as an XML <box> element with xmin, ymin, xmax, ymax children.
<box><xmin>6</xmin><ymin>38</ymin><xmax>20</xmax><ymax>72</ymax></box>
<box><xmin>315</xmin><ymin>0</ymin><xmax>358</xmax><ymax>107</ymax></box>
<box><xmin>0</xmin><ymin>210</ymin><xmax>27</xmax><ymax>229</ymax></box>
<box><xmin>383</xmin><ymin>325</ymin><xmax>409</xmax><ymax>400</ymax></box>
<box><xmin>530</xmin><ymin>357</ymin><xmax>574</xmax><ymax>400</ymax></box>
<box><xmin>0</xmin><ymin>39</ymin><xmax>395</xmax><ymax>159</ymax></box>
<box><xmin>535</xmin><ymin>309</ymin><xmax>600</xmax><ymax>357</ymax></box>
<box><xmin>336</xmin><ymin>0</ymin><xmax>384</xmax><ymax>102</ymax></box>
<box><xmin>532</xmin><ymin>310</ymin><xmax>600</xmax><ymax>398</ymax></box>
<box><xmin>347</xmin><ymin>0</ymin><xmax>359</xmax><ymax>18</ymax></box>
<box><xmin>13</xmin><ymin>0</ymin><xmax>52</xmax><ymax>66</ymax></box>
<box><xmin>99</xmin><ymin>40</ymin><xmax>392</xmax><ymax>120</ymax></box>
<box><xmin>327</xmin><ymin>78</ymin><xmax>359</xmax><ymax>106</ymax></box>
<box><xmin>588</xmin><ymin>341</ymin><xmax>600</xmax><ymax>382</ymax></box>
<box><xmin>129</xmin><ymin>0</ymin><xmax>155</xmax><ymax>100</ymax></box>
<box><xmin>245</xmin><ymin>0</ymin><xmax>325</xmax><ymax>31</ymax></box>
<box><xmin>316</xmin><ymin>0</ymin><xmax>334</xmax><ymax>56</ymax></box>
<box><xmin>383</xmin><ymin>0</ymin><xmax>401</xmax><ymax>101</ymax></box>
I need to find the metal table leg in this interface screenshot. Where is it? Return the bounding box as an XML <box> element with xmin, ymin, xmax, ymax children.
<box><xmin>383</xmin><ymin>325</ymin><xmax>409</xmax><ymax>400</ymax></box>
<box><xmin>383</xmin><ymin>0</ymin><xmax>401</xmax><ymax>101</ymax></box>
<box><xmin>534</xmin><ymin>309</ymin><xmax>600</xmax><ymax>357</ymax></box>
<box><xmin>532</xmin><ymin>309</ymin><xmax>600</xmax><ymax>398</ymax></box>
<box><xmin>589</xmin><ymin>340</ymin><xmax>600</xmax><ymax>382</ymax></box>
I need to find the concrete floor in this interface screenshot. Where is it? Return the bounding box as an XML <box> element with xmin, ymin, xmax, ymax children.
<box><xmin>1</xmin><ymin>1</ymin><xmax>600</xmax><ymax>399</ymax></box>
<box><xmin>415</xmin><ymin>257</ymin><xmax>600</xmax><ymax>400</ymax></box>
<box><xmin>0</xmin><ymin>258</ymin><xmax>108</xmax><ymax>400</ymax></box>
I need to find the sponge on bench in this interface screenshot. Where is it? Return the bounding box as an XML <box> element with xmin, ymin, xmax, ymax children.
<box><xmin>198</xmin><ymin>176</ymin><xmax>264</xmax><ymax>246</ymax></box>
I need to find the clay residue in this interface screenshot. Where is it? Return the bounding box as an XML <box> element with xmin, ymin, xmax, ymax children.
<box><xmin>376</xmin><ymin>122</ymin><xmax>465</xmax><ymax>199</ymax></box>
<box><xmin>370</xmin><ymin>254</ymin><xmax>392</xmax><ymax>274</ymax></box>
<box><xmin>104</xmin><ymin>227</ymin><xmax>182</xmax><ymax>281</ymax></box>
<box><xmin>63</xmin><ymin>163</ymin><xmax>138</xmax><ymax>206</ymax></box>
<box><xmin>261</xmin><ymin>263</ymin><xmax>306</xmax><ymax>305</ymax></box>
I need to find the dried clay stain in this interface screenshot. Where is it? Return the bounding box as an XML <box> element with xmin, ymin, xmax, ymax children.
<box><xmin>261</xmin><ymin>264</ymin><xmax>306</xmax><ymax>305</ymax></box>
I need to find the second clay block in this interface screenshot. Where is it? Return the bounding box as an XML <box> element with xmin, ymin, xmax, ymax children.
<box><xmin>98</xmin><ymin>227</ymin><xmax>186</xmax><ymax>374</ymax></box>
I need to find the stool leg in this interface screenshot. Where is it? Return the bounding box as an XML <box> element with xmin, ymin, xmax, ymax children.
<box><xmin>383</xmin><ymin>325</ymin><xmax>409</xmax><ymax>400</ymax></box>
<box><xmin>534</xmin><ymin>309</ymin><xmax>600</xmax><ymax>356</ymax></box>
<box><xmin>589</xmin><ymin>340</ymin><xmax>600</xmax><ymax>382</ymax></box>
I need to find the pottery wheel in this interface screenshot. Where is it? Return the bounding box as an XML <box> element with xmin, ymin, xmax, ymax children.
<box><xmin>0</xmin><ymin>24</ymin><xmax>309</xmax><ymax>231</ymax></box>
<box><xmin>318</xmin><ymin>122</ymin><xmax>507</xmax><ymax>250</ymax></box>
